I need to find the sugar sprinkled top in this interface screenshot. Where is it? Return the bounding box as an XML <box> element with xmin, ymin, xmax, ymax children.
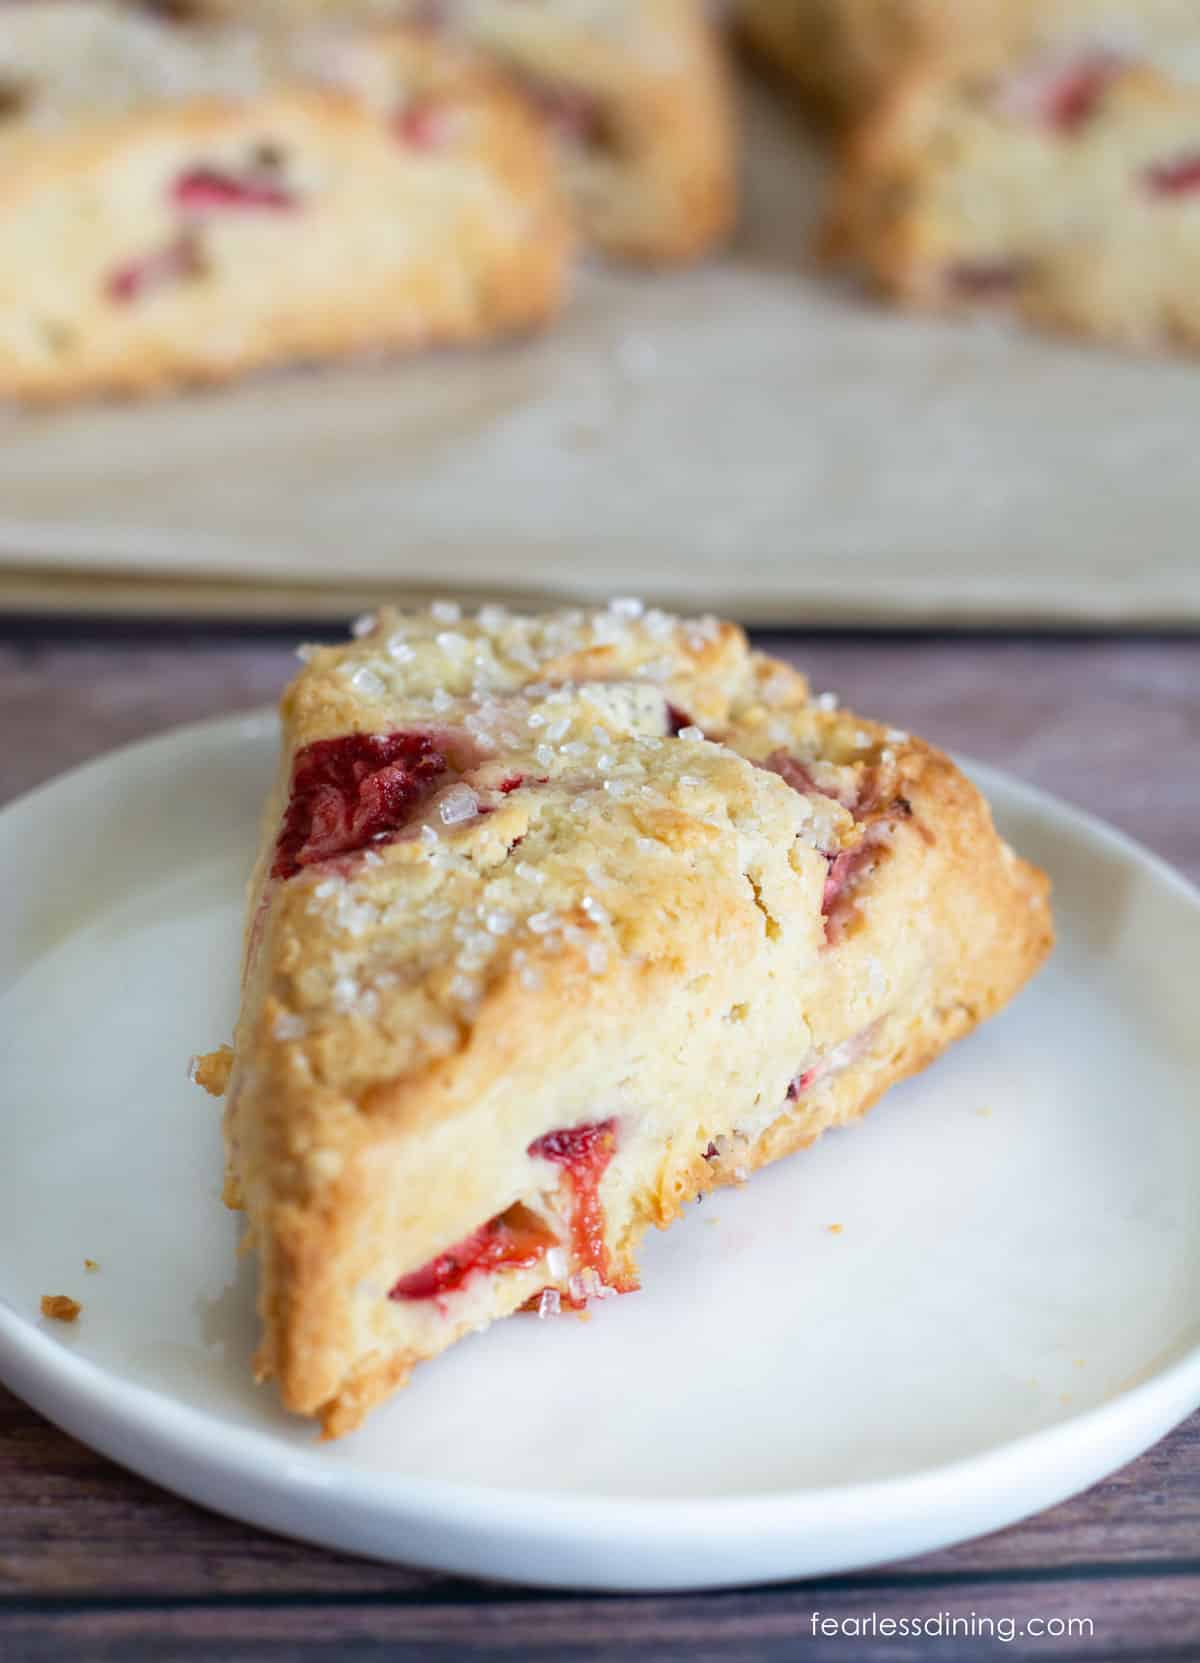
<box><xmin>350</xmin><ymin>665</ymin><xmax>386</xmax><ymax>698</ymax></box>
<box><xmin>439</xmin><ymin>784</ymin><xmax>479</xmax><ymax>826</ymax></box>
<box><xmin>269</xmin><ymin>598</ymin><xmax>878</xmax><ymax>1083</ymax></box>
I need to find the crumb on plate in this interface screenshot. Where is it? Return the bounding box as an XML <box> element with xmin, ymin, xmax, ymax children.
<box><xmin>190</xmin><ymin>1045</ymin><xmax>234</xmax><ymax>1097</ymax></box>
<box><xmin>40</xmin><ymin>1294</ymin><xmax>81</xmax><ymax>1323</ymax></box>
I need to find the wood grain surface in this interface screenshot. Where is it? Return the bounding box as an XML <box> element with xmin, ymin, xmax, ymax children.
<box><xmin>2</xmin><ymin>625</ymin><xmax>1198</xmax><ymax>1663</ymax></box>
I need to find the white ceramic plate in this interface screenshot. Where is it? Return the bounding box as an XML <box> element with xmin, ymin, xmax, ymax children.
<box><xmin>1</xmin><ymin>711</ymin><xmax>1198</xmax><ymax>1592</ymax></box>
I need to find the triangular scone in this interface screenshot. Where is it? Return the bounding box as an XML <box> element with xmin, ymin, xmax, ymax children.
<box><xmin>0</xmin><ymin>7</ymin><xmax>570</xmax><ymax>400</ymax></box>
<box><xmin>198</xmin><ymin>603</ymin><xmax>1051</xmax><ymax>1436</ymax></box>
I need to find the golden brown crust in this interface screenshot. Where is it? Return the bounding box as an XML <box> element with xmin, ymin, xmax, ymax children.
<box><xmin>191</xmin><ymin>1044</ymin><xmax>234</xmax><ymax>1096</ymax></box>
<box><xmin>40</xmin><ymin>1294</ymin><xmax>83</xmax><ymax>1322</ymax></box>
<box><xmin>206</xmin><ymin>602</ymin><xmax>1052</xmax><ymax>1436</ymax></box>
<box><xmin>0</xmin><ymin>17</ymin><xmax>571</xmax><ymax>400</ymax></box>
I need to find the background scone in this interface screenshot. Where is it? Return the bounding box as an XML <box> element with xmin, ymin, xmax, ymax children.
<box><xmin>200</xmin><ymin>602</ymin><xmax>1052</xmax><ymax>1437</ymax></box>
<box><xmin>827</xmin><ymin>43</ymin><xmax>1200</xmax><ymax>352</ymax></box>
<box><xmin>199</xmin><ymin>0</ymin><xmax>737</xmax><ymax>263</ymax></box>
<box><xmin>0</xmin><ymin>3</ymin><xmax>571</xmax><ymax>399</ymax></box>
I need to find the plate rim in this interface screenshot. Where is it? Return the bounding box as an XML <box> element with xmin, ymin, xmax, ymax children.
<box><xmin>2</xmin><ymin>706</ymin><xmax>1199</xmax><ymax>1586</ymax></box>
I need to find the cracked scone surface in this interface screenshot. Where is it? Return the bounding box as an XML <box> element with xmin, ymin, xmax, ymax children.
<box><xmin>0</xmin><ymin>3</ymin><xmax>570</xmax><ymax>400</ymax></box>
<box><xmin>203</xmin><ymin>601</ymin><xmax>1052</xmax><ymax>1437</ymax></box>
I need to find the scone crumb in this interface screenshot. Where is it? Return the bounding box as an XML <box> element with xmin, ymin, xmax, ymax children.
<box><xmin>83</xmin><ymin>1259</ymin><xmax>99</xmax><ymax>1272</ymax></box>
<box><xmin>41</xmin><ymin>1294</ymin><xmax>81</xmax><ymax>1323</ymax></box>
<box><xmin>190</xmin><ymin>1045</ymin><xmax>234</xmax><ymax>1097</ymax></box>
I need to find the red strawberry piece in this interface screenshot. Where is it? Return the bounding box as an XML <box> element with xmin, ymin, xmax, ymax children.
<box><xmin>1143</xmin><ymin>152</ymin><xmax>1200</xmax><ymax>197</ymax></box>
<box><xmin>1043</xmin><ymin>54</ymin><xmax>1122</xmax><ymax>131</ymax></box>
<box><xmin>390</xmin><ymin>1207</ymin><xmax>555</xmax><ymax>1302</ymax></box>
<box><xmin>172</xmin><ymin>166</ymin><xmax>297</xmax><ymax>215</ymax></box>
<box><xmin>271</xmin><ymin>731</ymin><xmax>448</xmax><ymax>879</ymax></box>
<box><xmin>761</xmin><ymin>752</ymin><xmax>906</xmax><ymax>822</ymax></box>
<box><xmin>762</xmin><ymin>749</ymin><xmax>879</xmax><ymax>815</ymax></box>
<box><xmin>762</xmin><ymin>751</ymin><xmax>826</xmax><ymax>800</ymax></box>
<box><xmin>997</xmin><ymin>47</ymin><xmax>1123</xmax><ymax>133</ymax></box>
<box><xmin>391</xmin><ymin>100</ymin><xmax>458</xmax><ymax>150</ymax></box>
<box><xmin>665</xmin><ymin>702</ymin><xmax>698</xmax><ymax>737</ymax></box>
<box><xmin>105</xmin><ymin>233</ymin><xmax>205</xmax><ymax>304</ymax></box>
<box><xmin>787</xmin><ymin>1065</ymin><xmax>820</xmax><ymax>1100</ymax></box>
<box><xmin>760</xmin><ymin>751</ymin><xmax>910</xmax><ymax>932</ymax></box>
<box><xmin>821</xmin><ymin>844</ymin><xmax>875</xmax><ymax>916</ymax></box>
<box><xmin>529</xmin><ymin>1119</ymin><xmax>634</xmax><ymax>1294</ymax></box>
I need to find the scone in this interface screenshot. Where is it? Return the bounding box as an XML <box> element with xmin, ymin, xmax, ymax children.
<box><xmin>192</xmin><ymin>0</ymin><xmax>737</xmax><ymax>262</ymax></box>
<box><xmin>738</xmin><ymin>0</ymin><xmax>1200</xmax><ymax>125</ymax></box>
<box><xmin>827</xmin><ymin>40</ymin><xmax>1200</xmax><ymax>351</ymax></box>
<box><xmin>0</xmin><ymin>3</ymin><xmax>570</xmax><ymax>399</ymax></box>
<box><xmin>195</xmin><ymin>601</ymin><xmax>1052</xmax><ymax>1437</ymax></box>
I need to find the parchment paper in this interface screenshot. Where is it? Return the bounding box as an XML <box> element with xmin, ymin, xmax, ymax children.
<box><xmin>1</xmin><ymin>82</ymin><xmax>1197</xmax><ymax>626</ymax></box>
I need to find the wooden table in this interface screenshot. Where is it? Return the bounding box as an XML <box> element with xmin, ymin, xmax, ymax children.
<box><xmin>2</xmin><ymin>623</ymin><xmax>1198</xmax><ymax>1662</ymax></box>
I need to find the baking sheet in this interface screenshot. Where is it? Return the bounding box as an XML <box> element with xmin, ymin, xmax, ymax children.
<box><xmin>1</xmin><ymin>82</ymin><xmax>1198</xmax><ymax>627</ymax></box>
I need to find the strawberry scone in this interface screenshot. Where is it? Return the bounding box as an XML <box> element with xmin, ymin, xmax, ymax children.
<box><xmin>195</xmin><ymin>601</ymin><xmax>1051</xmax><ymax>1437</ymax></box>
<box><xmin>198</xmin><ymin>0</ymin><xmax>737</xmax><ymax>263</ymax></box>
<box><xmin>0</xmin><ymin>2</ymin><xmax>570</xmax><ymax>399</ymax></box>
<box><xmin>827</xmin><ymin>36</ymin><xmax>1200</xmax><ymax>351</ymax></box>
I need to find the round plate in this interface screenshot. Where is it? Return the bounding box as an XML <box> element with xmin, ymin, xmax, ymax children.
<box><xmin>2</xmin><ymin>711</ymin><xmax>1198</xmax><ymax>1592</ymax></box>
